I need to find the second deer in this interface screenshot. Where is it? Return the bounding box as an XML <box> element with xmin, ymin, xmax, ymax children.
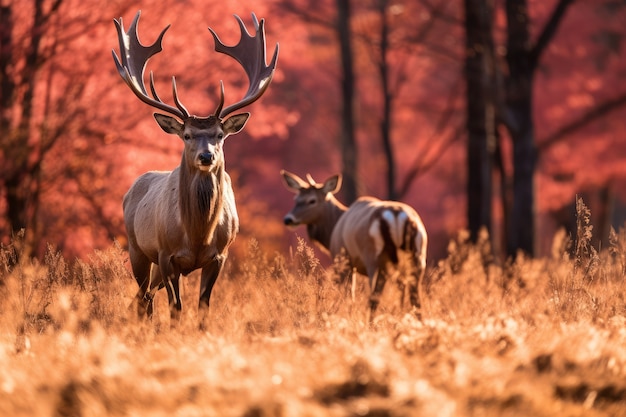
<box><xmin>281</xmin><ymin>171</ymin><xmax>427</xmax><ymax>320</ymax></box>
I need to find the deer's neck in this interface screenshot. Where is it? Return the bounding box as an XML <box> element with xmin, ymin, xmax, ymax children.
<box><xmin>308</xmin><ymin>196</ymin><xmax>348</xmax><ymax>251</ymax></box>
<box><xmin>179</xmin><ymin>161</ymin><xmax>225</xmax><ymax>247</ymax></box>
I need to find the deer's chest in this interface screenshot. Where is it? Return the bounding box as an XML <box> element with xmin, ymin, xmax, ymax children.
<box><xmin>173</xmin><ymin>245</ymin><xmax>217</xmax><ymax>275</ymax></box>
<box><xmin>173</xmin><ymin>209</ymin><xmax>237</xmax><ymax>274</ymax></box>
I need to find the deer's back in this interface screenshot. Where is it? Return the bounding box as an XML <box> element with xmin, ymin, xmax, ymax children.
<box><xmin>330</xmin><ymin>197</ymin><xmax>426</xmax><ymax>272</ymax></box>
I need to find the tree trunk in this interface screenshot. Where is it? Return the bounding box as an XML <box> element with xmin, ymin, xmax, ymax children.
<box><xmin>464</xmin><ymin>0</ymin><xmax>496</xmax><ymax>243</ymax></box>
<box><xmin>336</xmin><ymin>0</ymin><xmax>358</xmax><ymax>203</ymax></box>
<box><xmin>6</xmin><ymin>167</ymin><xmax>40</xmax><ymax>255</ymax></box>
<box><xmin>376</xmin><ymin>0</ymin><xmax>396</xmax><ymax>200</ymax></box>
<box><xmin>508</xmin><ymin>125</ymin><xmax>536</xmax><ymax>255</ymax></box>
<box><xmin>505</xmin><ymin>0</ymin><xmax>536</xmax><ymax>256</ymax></box>
<box><xmin>0</xmin><ymin>0</ymin><xmax>52</xmax><ymax>257</ymax></box>
<box><xmin>0</xmin><ymin>5</ymin><xmax>13</xmax><ymax>133</ymax></box>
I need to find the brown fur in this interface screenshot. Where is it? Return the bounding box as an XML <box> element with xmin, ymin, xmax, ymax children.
<box><xmin>281</xmin><ymin>171</ymin><xmax>427</xmax><ymax>320</ymax></box>
<box><xmin>115</xmin><ymin>12</ymin><xmax>279</xmax><ymax>327</ymax></box>
<box><xmin>124</xmin><ymin>114</ymin><xmax>247</xmax><ymax>324</ymax></box>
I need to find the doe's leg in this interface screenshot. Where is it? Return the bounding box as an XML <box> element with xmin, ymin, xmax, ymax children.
<box><xmin>367</xmin><ymin>260</ymin><xmax>389</xmax><ymax>323</ymax></box>
<box><xmin>408</xmin><ymin>254</ymin><xmax>426</xmax><ymax>319</ymax></box>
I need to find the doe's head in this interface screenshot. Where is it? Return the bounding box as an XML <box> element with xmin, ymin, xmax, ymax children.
<box><xmin>280</xmin><ymin>170</ymin><xmax>341</xmax><ymax>226</ymax></box>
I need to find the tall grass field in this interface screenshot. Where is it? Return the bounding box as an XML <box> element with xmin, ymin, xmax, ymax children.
<box><xmin>1</xmin><ymin>201</ymin><xmax>625</xmax><ymax>416</ymax></box>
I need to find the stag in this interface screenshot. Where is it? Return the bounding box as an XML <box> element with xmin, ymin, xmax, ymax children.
<box><xmin>281</xmin><ymin>170</ymin><xmax>427</xmax><ymax>320</ymax></box>
<box><xmin>112</xmin><ymin>11</ymin><xmax>278</xmax><ymax>324</ymax></box>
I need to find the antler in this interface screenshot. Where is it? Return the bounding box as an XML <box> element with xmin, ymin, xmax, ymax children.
<box><xmin>209</xmin><ymin>13</ymin><xmax>279</xmax><ymax>119</ymax></box>
<box><xmin>112</xmin><ymin>11</ymin><xmax>190</xmax><ymax>120</ymax></box>
<box><xmin>305</xmin><ymin>174</ymin><xmax>317</xmax><ymax>186</ymax></box>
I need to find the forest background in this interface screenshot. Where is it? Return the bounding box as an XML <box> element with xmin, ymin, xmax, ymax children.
<box><xmin>1</xmin><ymin>0</ymin><xmax>625</xmax><ymax>263</ymax></box>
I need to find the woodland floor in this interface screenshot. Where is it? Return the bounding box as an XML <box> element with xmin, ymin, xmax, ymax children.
<box><xmin>1</xmin><ymin>226</ymin><xmax>626</xmax><ymax>417</ymax></box>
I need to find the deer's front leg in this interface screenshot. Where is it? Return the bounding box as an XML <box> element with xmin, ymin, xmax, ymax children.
<box><xmin>158</xmin><ymin>253</ymin><xmax>183</xmax><ymax>323</ymax></box>
<box><xmin>198</xmin><ymin>253</ymin><xmax>226</xmax><ymax>330</ymax></box>
<box><xmin>332</xmin><ymin>250</ymin><xmax>356</xmax><ymax>301</ymax></box>
<box><xmin>144</xmin><ymin>265</ymin><xmax>167</xmax><ymax>318</ymax></box>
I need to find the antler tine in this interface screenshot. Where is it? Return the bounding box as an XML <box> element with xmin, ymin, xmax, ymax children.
<box><xmin>112</xmin><ymin>11</ymin><xmax>189</xmax><ymax>120</ymax></box>
<box><xmin>171</xmin><ymin>76</ymin><xmax>190</xmax><ymax>117</ymax></box>
<box><xmin>209</xmin><ymin>13</ymin><xmax>279</xmax><ymax>119</ymax></box>
<box><xmin>305</xmin><ymin>174</ymin><xmax>317</xmax><ymax>187</ymax></box>
<box><xmin>214</xmin><ymin>81</ymin><xmax>225</xmax><ymax>118</ymax></box>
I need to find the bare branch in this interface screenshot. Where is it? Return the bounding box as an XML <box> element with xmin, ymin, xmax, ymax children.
<box><xmin>538</xmin><ymin>91</ymin><xmax>626</xmax><ymax>152</ymax></box>
<box><xmin>529</xmin><ymin>0</ymin><xmax>576</xmax><ymax>69</ymax></box>
<box><xmin>275</xmin><ymin>2</ymin><xmax>334</xmax><ymax>29</ymax></box>
<box><xmin>398</xmin><ymin>75</ymin><xmax>464</xmax><ymax>198</ymax></box>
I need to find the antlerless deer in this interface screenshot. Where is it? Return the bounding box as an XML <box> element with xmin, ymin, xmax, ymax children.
<box><xmin>113</xmin><ymin>11</ymin><xmax>278</xmax><ymax>325</ymax></box>
<box><xmin>281</xmin><ymin>171</ymin><xmax>427</xmax><ymax>320</ymax></box>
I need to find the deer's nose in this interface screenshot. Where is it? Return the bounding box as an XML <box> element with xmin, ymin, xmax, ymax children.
<box><xmin>283</xmin><ymin>215</ymin><xmax>296</xmax><ymax>226</ymax></box>
<box><xmin>198</xmin><ymin>152</ymin><xmax>214</xmax><ymax>165</ymax></box>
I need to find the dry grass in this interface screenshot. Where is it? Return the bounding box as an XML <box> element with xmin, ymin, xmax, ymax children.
<box><xmin>1</xmin><ymin>205</ymin><xmax>626</xmax><ymax>416</ymax></box>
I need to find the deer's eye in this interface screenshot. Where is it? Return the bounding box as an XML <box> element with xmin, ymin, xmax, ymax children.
<box><xmin>307</xmin><ymin>198</ymin><xmax>316</xmax><ymax>205</ymax></box>
<box><xmin>183</xmin><ymin>133</ymin><xmax>191</xmax><ymax>141</ymax></box>
<box><xmin>217</xmin><ymin>133</ymin><xmax>224</xmax><ymax>140</ymax></box>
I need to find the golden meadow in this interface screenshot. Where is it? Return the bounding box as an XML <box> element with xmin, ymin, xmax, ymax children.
<box><xmin>0</xmin><ymin>200</ymin><xmax>625</xmax><ymax>417</ymax></box>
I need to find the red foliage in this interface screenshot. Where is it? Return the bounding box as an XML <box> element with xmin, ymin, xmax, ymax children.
<box><xmin>1</xmin><ymin>0</ymin><xmax>625</xmax><ymax>260</ymax></box>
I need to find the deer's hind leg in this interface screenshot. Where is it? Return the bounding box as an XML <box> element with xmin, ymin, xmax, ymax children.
<box><xmin>366</xmin><ymin>259</ymin><xmax>390</xmax><ymax>323</ymax></box>
<box><xmin>407</xmin><ymin>252</ymin><xmax>426</xmax><ymax>319</ymax></box>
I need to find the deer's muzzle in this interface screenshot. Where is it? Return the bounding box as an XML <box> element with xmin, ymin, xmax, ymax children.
<box><xmin>198</xmin><ymin>152</ymin><xmax>214</xmax><ymax>166</ymax></box>
<box><xmin>283</xmin><ymin>215</ymin><xmax>298</xmax><ymax>226</ymax></box>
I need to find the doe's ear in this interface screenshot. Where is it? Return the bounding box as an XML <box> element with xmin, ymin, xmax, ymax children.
<box><xmin>223</xmin><ymin>113</ymin><xmax>250</xmax><ymax>136</ymax></box>
<box><xmin>322</xmin><ymin>175</ymin><xmax>342</xmax><ymax>195</ymax></box>
<box><xmin>281</xmin><ymin>170</ymin><xmax>308</xmax><ymax>192</ymax></box>
<box><xmin>154</xmin><ymin>113</ymin><xmax>183</xmax><ymax>136</ymax></box>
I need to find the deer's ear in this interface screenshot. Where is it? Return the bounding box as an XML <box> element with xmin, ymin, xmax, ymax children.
<box><xmin>154</xmin><ymin>113</ymin><xmax>183</xmax><ymax>135</ymax></box>
<box><xmin>281</xmin><ymin>170</ymin><xmax>308</xmax><ymax>192</ymax></box>
<box><xmin>322</xmin><ymin>175</ymin><xmax>342</xmax><ymax>195</ymax></box>
<box><xmin>223</xmin><ymin>113</ymin><xmax>250</xmax><ymax>136</ymax></box>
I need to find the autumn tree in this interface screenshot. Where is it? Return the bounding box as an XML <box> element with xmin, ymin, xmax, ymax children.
<box><xmin>503</xmin><ymin>0</ymin><xmax>577</xmax><ymax>256</ymax></box>
<box><xmin>358</xmin><ymin>0</ymin><xmax>421</xmax><ymax>200</ymax></box>
<box><xmin>0</xmin><ymin>1</ymin><xmax>143</xmax><ymax>257</ymax></box>
<box><xmin>280</xmin><ymin>0</ymin><xmax>462</xmax><ymax>203</ymax></box>
<box><xmin>336</xmin><ymin>0</ymin><xmax>359</xmax><ymax>203</ymax></box>
<box><xmin>464</xmin><ymin>0</ymin><xmax>496</xmax><ymax>244</ymax></box>
<box><xmin>462</xmin><ymin>0</ymin><xmax>576</xmax><ymax>256</ymax></box>
<box><xmin>1</xmin><ymin>0</ymin><xmax>67</xmax><ymax>257</ymax></box>
<box><xmin>275</xmin><ymin>0</ymin><xmax>359</xmax><ymax>203</ymax></box>
<box><xmin>361</xmin><ymin>1</ymin><xmax>462</xmax><ymax>201</ymax></box>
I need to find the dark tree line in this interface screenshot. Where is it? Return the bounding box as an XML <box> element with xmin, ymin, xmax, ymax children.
<box><xmin>288</xmin><ymin>0</ymin><xmax>626</xmax><ymax>257</ymax></box>
<box><xmin>464</xmin><ymin>0</ymin><xmax>626</xmax><ymax>256</ymax></box>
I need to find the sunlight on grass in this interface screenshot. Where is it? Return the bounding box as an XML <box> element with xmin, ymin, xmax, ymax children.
<box><xmin>1</xmin><ymin>204</ymin><xmax>626</xmax><ymax>416</ymax></box>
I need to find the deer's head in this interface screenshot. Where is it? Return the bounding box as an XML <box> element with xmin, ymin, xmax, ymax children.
<box><xmin>154</xmin><ymin>114</ymin><xmax>248</xmax><ymax>172</ymax></box>
<box><xmin>281</xmin><ymin>170</ymin><xmax>342</xmax><ymax>226</ymax></box>
<box><xmin>112</xmin><ymin>11</ymin><xmax>278</xmax><ymax>173</ymax></box>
